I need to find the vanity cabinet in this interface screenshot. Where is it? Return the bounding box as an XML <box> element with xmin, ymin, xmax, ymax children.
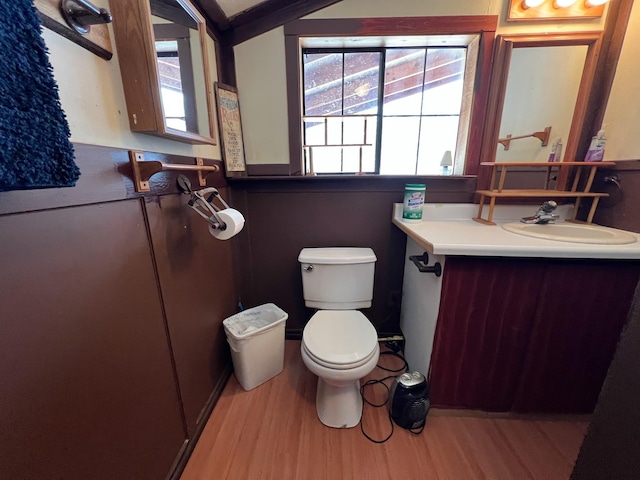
<box><xmin>427</xmin><ymin>255</ymin><xmax>640</xmax><ymax>413</ymax></box>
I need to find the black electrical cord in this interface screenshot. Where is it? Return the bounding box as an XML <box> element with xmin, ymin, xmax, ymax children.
<box><xmin>359</xmin><ymin>346</ymin><xmax>409</xmax><ymax>444</ymax></box>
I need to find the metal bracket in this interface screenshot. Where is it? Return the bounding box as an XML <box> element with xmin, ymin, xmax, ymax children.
<box><xmin>35</xmin><ymin>0</ymin><xmax>113</xmax><ymax>60</ymax></box>
<box><xmin>129</xmin><ymin>150</ymin><xmax>220</xmax><ymax>192</ymax></box>
<box><xmin>187</xmin><ymin>187</ymin><xmax>228</xmax><ymax>229</ymax></box>
<box><xmin>409</xmin><ymin>252</ymin><xmax>442</xmax><ymax>277</ymax></box>
<box><xmin>60</xmin><ymin>0</ymin><xmax>112</xmax><ymax>35</ymax></box>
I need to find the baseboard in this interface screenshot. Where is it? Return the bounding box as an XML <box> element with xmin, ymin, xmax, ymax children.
<box><xmin>168</xmin><ymin>364</ymin><xmax>233</xmax><ymax>480</ymax></box>
<box><xmin>430</xmin><ymin>407</ymin><xmax>592</xmax><ymax>423</ymax></box>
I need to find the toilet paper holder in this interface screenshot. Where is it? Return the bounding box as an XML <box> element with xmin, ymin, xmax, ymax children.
<box><xmin>187</xmin><ymin>187</ymin><xmax>231</xmax><ymax>231</ymax></box>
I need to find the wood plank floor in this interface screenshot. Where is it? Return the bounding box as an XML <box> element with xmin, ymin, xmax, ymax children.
<box><xmin>181</xmin><ymin>341</ymin><xmax>589</xmax><ymax>480</ymax></box>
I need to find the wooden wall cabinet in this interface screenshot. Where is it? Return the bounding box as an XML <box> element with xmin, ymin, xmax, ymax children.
<box><xmin>428</xmin><ymin>256</ymin><xmax>640</xmax><ymax>414</ymax></box>
<box><xmin>109</xmin><ymin>0</ymin><xmax>217</xmax><ymax>144</ymax></box>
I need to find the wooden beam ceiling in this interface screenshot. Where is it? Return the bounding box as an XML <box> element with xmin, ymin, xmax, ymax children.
<box><xmin>194</xmin><ymin>0</ymin><xmax>343</xmax><ymax>46</ymax></box>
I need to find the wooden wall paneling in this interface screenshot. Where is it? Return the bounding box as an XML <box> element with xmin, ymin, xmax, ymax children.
<box><xmin>238</xmin><ymin>190</ymin><xmax>408</xmax><ymax>335</ymax></box>
<box><xmin>145</xmin><ymin>192</ymin><xmax>239</xmax><ymax>436</ymax></box>
<box><xmin>0</xmin><ymin>144</ymin><xmax>130</xmax><ymax>215</ymax></box>
<box><xmin>0</xmin><ymin>199</ymin><xmax>186</xmax><ymax>479</ymax></box>
<box><xmin>591</xmin><ymin>161</ymin><xmax>640</xmax><ymax>233</ymax></box>
<box><xmin>0</xmin><ymin>144</ymin><xmax>227</xmax><ymax>216</ymax></box>
<box><xmin>230</xmin><ymin>176</ymin><xmax>477</xmax><ymax>336</ymax></box>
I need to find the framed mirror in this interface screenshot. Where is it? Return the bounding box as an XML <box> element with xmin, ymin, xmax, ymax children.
<box><xmin>110</xmin><ymin>0</ymin><xmax>216</xmax><ymax>144</ymax></box>
<box><xmin>480</xmin><ymin>32</ymin><xmax>602</xmax><ymax>168</ymax></box>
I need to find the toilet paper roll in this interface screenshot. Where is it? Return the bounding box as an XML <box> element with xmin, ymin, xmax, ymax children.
<box><xmin>208</xmin><ymin>208</ymin><xmax>245</xmax><ymax>240</ymax></box>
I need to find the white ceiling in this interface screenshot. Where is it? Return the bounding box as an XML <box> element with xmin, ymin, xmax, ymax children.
<box><xmin>216</xmin><ymin>0</ymin><xmax>270</xmax><ymax>18</ymax></box>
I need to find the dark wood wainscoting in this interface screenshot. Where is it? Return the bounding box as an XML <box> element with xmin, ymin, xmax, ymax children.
<box><xmin>591</xmin><ymin>160</ymin><xmax>640</xmax><ymax>233</ymax></box>
<box><xmin>0</xmin><ymin>144</ymin><xmax>237</xmax><ymax>479</ymax></box>
<box><xmin>0</xmin><ymin>200</ymin><xmax>185</xmax><ymax>479</ymax></box>
<box><xmin>146</xmin><ymin>194</ymin><xmax>238</xmax><ymax>436</ymax></box>
<box><xmin>229</xmin><ymin>175</ymin><xmax>477</xmax><ymax>336</ymax></box>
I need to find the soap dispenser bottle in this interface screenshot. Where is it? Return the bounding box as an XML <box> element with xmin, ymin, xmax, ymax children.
<box><xmin>548</xmin><ymin>138</ymin><xmax>562</xmax><ymax>162</ymax></box>
<box><xmin>584</xmin><ymin>130</ymin><xmax>606</xmax><ymax>162</ymax></box>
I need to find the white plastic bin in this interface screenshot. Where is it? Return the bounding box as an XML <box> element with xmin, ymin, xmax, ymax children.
<box><xmin>223</xmin><ymin>303</ymin><xmax>288</xmax><ymax>391</ymax></box>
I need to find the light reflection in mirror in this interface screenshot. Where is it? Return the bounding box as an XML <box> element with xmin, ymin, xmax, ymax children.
<box><xmin>151</xmin><ymin>0</ymin><xmax>209</xmax><ymax>137</ymax></box>
<box><xmin>497</xmin><ymin>45</ymin><xmax>587</xmax><ymax>163</ymax></box>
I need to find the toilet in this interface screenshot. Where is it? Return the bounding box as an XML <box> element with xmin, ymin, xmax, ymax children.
<box><xmin>298</xmin><ymin>247</ymin><xmax>380</xmax><ymax>428</ymax></box>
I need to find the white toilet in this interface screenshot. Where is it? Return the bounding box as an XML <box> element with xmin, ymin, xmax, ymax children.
<box><xmin>298</xmin><ymin>247</ymin><xmax>380</xmax><ymax>428</ymax></box>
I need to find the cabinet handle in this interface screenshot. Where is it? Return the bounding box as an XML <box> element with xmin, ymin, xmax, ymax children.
<box><xmin>409</xmin><ymin>253</ymin><xmax>442</xmax><ymax>277</ymax></box>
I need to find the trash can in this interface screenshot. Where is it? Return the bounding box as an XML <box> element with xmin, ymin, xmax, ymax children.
<box><xmin>223</xmin><ymin>303</ymin><xmax>288</xmax><ymax>391</ymax></box>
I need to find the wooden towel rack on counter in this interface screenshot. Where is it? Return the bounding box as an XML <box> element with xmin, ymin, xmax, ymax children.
<box><xmin>474</xmin><ymin>161</ymin><xmax>616</xmax><ymax>225</ymax></box>
<box><xmin>128</xmin><ymin>150</ymin><xmax>220</xmax><ymax>192</ymax></box>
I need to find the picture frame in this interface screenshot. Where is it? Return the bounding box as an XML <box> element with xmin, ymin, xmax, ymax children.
<box><xmin>214</xmin><ymin>82</ymin><xmax>247</xmax><ymax>176</ymax></box>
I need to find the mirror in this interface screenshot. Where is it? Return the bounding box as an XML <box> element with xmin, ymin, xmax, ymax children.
<box><xmin>481</xmin><ymin>33</ymin><xmax>602</xmax><ymax>167</ymax></box>
<box><xmin>110</xmin><ymin>0</ymin><xmax>216</xmax><ymax>145</ymax></box>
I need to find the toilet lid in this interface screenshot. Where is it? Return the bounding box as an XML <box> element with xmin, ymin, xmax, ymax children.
<box><xmin>302</xmin><ymin>310</ymin><xmax>378</xmax><ymax>367</ymax></box>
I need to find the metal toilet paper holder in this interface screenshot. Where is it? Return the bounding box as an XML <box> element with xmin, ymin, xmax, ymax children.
<box><xmin>187</xmin><ymin>187</ymin><xmax>232</xmax><ymax>232</ymax></box>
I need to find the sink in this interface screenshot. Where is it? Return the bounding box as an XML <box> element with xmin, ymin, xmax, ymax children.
<box><xmin>502</xmin><ymin>222</ymin><xmax>638</xmax><ymax>245</ymax></box>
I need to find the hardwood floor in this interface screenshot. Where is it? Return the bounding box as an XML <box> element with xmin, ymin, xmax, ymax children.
<box><xmin>181</xmin><ymin>341</ymin><xmax>589</xmax><ymax>480</ymax></box>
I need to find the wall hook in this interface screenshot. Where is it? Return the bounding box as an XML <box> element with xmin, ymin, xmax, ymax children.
<box><xmin>60</xmin><ymin>0</ymin><xmax>112</xmax><ymax>35</ymax></box>
<box><xmin>409</xmin><ymin>252</ymin><xmax>442</xmax><ymax>277</ymax></box>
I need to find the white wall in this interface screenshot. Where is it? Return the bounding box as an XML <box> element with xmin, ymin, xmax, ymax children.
<box><xmin>234</xmin><ymin>0</ymin><xmax>607</xmax><ymax>165</ymax></box>
<box><xmin>43</xmin><ymin>0</ymin><xmax>221</xmax><ymax>159</ymax></box>
<box><xmin>44</xmin><ymin>0</ymin><xmax>628</xmax><ymax>165</ymax></box>
<box><xmin>602</xmin><ymin>1</ymin><xmax>640</xmax><ymax>160</ymax></box>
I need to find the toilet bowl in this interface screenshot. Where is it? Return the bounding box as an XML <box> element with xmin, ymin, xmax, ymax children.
<box><xmin>301</xmin><ymin>310</ymin><xmax>379</xmax><ymax>428</ymax></box>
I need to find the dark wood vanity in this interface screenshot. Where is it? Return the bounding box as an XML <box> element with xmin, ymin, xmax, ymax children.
<box><xmin>429</xmin><ymin>256</ymin><xmax>640</xmax><ymax>413</ymax></box>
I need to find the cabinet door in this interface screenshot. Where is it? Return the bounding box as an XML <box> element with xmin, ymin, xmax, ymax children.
<box><xmin>429</xmin><ymin>257</ymin><xmax>546</xmax><ymax>411</ymax></box>
<box><xmin>146</xmin><ymin>194</ymin><xmax>238</xmax><ymax>436</ymax></box>
<box><xmin>512</xmin><ymin>260</ymin><xmax>640</xmax><ymax>413</ymax></box>
<box><xmin>0</xmin><ymin>201</ymin><xmax>186</xmax><ymax>479</ymax></box>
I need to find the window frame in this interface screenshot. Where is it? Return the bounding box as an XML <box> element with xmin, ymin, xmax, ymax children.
<box><xmin>153</xmin><ymin>23</ymin><xmax>198</xmax><ymax>133</ymax></box>
<box><xmin>284</xmin><ymin>16</ymin><xmax>498</xmax><ymax>176</ymax></box>
<box><xmin>301</xmin><ymin>45</ymin><xmax>470</xmax><ymax>175</ymax></box>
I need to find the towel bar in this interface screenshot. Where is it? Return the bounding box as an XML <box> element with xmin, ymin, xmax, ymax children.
<box><xmin>129</xmin><ymin>150</ymin><xmax>220</xmax><ymax>192</ymax></box>
<box><xmin>498</xmin><ymin>126</ymin><xmax>551</xmax><ymax>151</ymax></box>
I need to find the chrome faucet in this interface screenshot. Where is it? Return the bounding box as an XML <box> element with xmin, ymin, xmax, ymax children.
<box><xmin>520</xmin><ymin>200</ymin><xmax>560</xmax><ymax>224</ymax></box>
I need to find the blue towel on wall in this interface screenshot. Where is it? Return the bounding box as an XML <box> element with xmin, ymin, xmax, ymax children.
<box><xmin>0</xmin><ymin>0</ymin><xmax>80</xmax><ymax>191</ymax></box>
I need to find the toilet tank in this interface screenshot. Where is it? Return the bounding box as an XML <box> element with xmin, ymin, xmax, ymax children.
<box><xmin>298</xmin><ymin>247</ymin><xmax>376</xmax><ymax>309</ymax></box>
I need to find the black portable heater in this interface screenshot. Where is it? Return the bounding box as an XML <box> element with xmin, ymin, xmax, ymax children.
<box><xmin>389</xmin><ymin>371</ymin><xmax>430</xmax><ymax>431</ymax></box>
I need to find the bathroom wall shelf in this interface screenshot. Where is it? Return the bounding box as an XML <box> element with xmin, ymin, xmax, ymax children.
<box><xmin>474</xmin><ymin>161</ymin><xmax>616</xmax><ymax>225</ymax></box>
<box><xmin>129</xmin><ymin>150</ymin><xmax>220</xmax><ymax>192</ymax></box>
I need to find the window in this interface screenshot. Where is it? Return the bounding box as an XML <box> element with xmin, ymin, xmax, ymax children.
<box><xmin>284</xmin><ymin>17</ymin><xmax>498</xmax><ymax>176</ymax></box>
<box><xmin>153</xmin><ymin>23</ymin><xmax>198</xmax><ymax>134</ymax></box>
<box><xmin>302</xmin><ymin>46</ymin><xmax>469</xmax><ymax>175</ymax></box>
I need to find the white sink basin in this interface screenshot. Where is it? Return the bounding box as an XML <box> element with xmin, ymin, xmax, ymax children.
<box><xmin>502</xmin><ymin>222</ymin><xmax>638</xmax><ymax>245</ymax></box>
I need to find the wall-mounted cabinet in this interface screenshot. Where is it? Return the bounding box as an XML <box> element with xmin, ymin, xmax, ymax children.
<box><xmin>110</xmin><ymin>0</ymin><xmax>217</xmax><ymax>144</ymax></box>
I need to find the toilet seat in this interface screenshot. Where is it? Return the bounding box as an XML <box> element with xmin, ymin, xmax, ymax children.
<box><xmin>302</xmin><ymin>310</ymin><xmax>378</xmax><ymax>370</ymax></box>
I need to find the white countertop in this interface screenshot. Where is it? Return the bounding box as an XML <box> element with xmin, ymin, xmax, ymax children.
<box><xmin>392</xmin><ymin>203</ymin><xmax>640</xmax><ymax>259</ymax></box>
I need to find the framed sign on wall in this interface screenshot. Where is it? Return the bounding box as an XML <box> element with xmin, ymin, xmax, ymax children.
<box><xmin>215</xmin><ymin>82</ymin><xmax>246</xmax><ymax>176</ymax></box>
